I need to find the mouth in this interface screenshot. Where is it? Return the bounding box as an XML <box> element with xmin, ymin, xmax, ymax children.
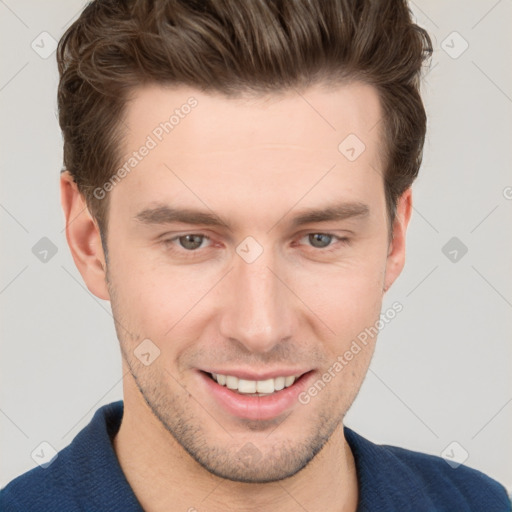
<box><xmin>204</xmin><ymin>371</ymin><xmax>304</xmax><ymax>396</ymax></box>
<box><xmin>197</xmin><ymin>369</ymin><xmax>315</xmax><ymax>421</ymax></box>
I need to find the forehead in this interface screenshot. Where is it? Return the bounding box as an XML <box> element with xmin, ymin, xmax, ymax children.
<box><xmin>123</xmin><ymin>81</ymin><xmax>383</xmax><ymax>156</ymax></box>
<box><xmin>111</xmin><ymin>82</ymin><xmax>385</xmax><ymax>228</ymax></box>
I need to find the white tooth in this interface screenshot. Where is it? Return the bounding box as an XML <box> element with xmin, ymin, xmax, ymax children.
<box><xmin>273</xmin><ymin>376</ymin><xmax>285</xmax><ymax>391</ymax></box>
<box><xmin>256</xmin><ymin>378</ymin><xmax>275</xmax><ymax>393</ymax></box>
<box><xmin>226</xmin><ymin>375</ymin><xmax>239</xmax><ymax>390</ymax></box>
<box><xmin>238</xmin><ymin>379</ymin><xmax>257</xmax><ymax>393</ymax></box>
<box><xmin>284</xmin><ymin>376</ymin><xmax>296</xmax><ymax>387</ymax></box>
<box><xmin>216</xmin><ymin>373</ymin><xmax>298</xmax><ymax>393</ymax></box>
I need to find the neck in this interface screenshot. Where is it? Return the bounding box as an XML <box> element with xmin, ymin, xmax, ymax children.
<box><xmin>113</xmin><ymin>378</ymin><xmax>358</xmax><ymax>512</ymax></box>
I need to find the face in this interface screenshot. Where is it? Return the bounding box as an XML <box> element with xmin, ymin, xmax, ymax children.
<box><xmin>66</xmin><ymin>82</ymin><xmax>410</xmax><ymax>483</ymax></box>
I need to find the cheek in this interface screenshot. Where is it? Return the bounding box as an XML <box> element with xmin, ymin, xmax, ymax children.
<box><xmin>106</xmin><ymin>246</ymin><xmax>161</xmax><ymax>331</ymax></box>
<box><xmin>288</xmin><ymin>251</ymin><xmax>386</xmax><ymax>344</ymax></box>
<box><xmin>107</xmin><ymin>249</ymin><xmax>220</xmax><ymax>341</ymax></box>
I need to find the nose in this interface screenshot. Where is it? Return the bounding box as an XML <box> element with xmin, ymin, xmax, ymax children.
<box><xmin>219</xmin><ymin>248</ymin><xmax>293</xmax><ymax>353</ymax></box>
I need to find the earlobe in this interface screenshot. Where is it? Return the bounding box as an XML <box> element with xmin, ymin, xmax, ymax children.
<box><xmin>383</xmin><ymin>188</ymin><xmax>413</xmax><ymax>294</ymax></box>
<box><xmin>60</xmin><ymin>171</ymin><xmax>110</xmax><ymax>301</ymax></box>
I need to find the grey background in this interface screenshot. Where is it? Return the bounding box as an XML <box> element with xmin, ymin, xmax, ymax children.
<box><xmin>1</xmin><ymin>0</ymin><xmax>511</xmax><ymax>492</ymax></box>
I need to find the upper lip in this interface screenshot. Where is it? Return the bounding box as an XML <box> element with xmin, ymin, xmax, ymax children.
<box><xmin>200</xmin><ymin>368</ymin><xmax>312</xmax><ymax>381</ymax></box>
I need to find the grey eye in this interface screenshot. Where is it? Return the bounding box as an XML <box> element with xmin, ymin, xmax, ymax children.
<box><xmin>308</xmin><ymin>233</ymin><xmax>333</xmax><ymax>248</ymax></box>
<box><xmin>178</xmin><ymin>234</ymin><xmax>205</xmax><ymax>250</ymax></box>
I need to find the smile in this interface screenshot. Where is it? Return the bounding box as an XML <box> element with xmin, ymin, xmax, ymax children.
<box><xmin>209</xmin><ymin>372</ymin><xmax>300</xmax><ymax>396</ymax></box>
<box><xmin>198</xmin><ymin>369</ymin><xmax>315</xmax><ymax>421</ymax></box>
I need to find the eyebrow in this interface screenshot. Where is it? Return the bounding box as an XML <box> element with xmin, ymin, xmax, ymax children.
<box><xmin>288</xmin><ymin>201</ymin><xmax>369</xmax><ymax>229</ymax></box>
<box><xmin>134</xmin><ymin>201</ymin><xmax>370</xmax><ymax>230</ymax></box>
<box><xmin>135</xmin><ymin>206</ymin><xmax>229</xmax><ymax>228</ymax></box>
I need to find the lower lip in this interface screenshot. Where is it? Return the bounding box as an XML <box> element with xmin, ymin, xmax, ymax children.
<box><xmin>197</xmin><ymin>370</ymin><xmax>315</xmax><ymax>421</ymax></box>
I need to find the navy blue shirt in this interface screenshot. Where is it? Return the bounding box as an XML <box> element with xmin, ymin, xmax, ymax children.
<box><xmin>1</xmin><ymin>401</ymin><xmax>510</xmax><ymax>511</ymax></box>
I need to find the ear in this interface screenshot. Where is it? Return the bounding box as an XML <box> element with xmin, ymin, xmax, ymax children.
<box><xmin>383</xmin><ymin>188</ymin><xmax>413</xmax><ymax>293</ymax></box>
<box><xmin>60</xmin><ymin>171</ymin><xmax>110</xmax><ymax>301</ymax></box>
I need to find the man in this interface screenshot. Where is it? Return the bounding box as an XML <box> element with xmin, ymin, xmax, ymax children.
<box><xmin>1</xmin><ymin>0</ymin><xmax>510</xmax><ymax>510</ymax></box>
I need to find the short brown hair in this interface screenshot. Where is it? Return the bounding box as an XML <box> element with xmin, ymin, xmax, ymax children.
<box><xmin>57</xmin><ymin>0</ymin><xmax>432</xmax><ymax>234</ymax></box>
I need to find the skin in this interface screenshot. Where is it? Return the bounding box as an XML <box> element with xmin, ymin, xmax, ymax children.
<box><xmin>61</xmin><ymin>81</ymin><xmax>412</xmax><ymax>512</ymax></box>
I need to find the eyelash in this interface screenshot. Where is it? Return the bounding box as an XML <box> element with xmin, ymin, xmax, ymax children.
<box><xmin>161</xmin><ymin>233</ymin><xmax>350</xmax><ymax>255</ymax></box>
